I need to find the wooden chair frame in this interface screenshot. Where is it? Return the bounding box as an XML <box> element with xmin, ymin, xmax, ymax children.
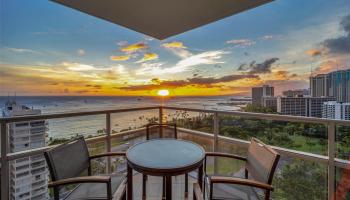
<box><xmin>44</xmin><ymin>137</ymin><xmax>127</xmax><ymax>200</ymax></box>
<box><xmin>201</xmin><ymin>138</ymin><xmax>280</xmax><ymax>200</ymax></box>
<box><xmin>146</xmin><ymin>122</ymin><xmax>177</xmax><ymax>140</ymax></box>
<box><xmin>143</xmin><ymin>123</ymin><xmax>190</xmax><ymax>199</ymax></box>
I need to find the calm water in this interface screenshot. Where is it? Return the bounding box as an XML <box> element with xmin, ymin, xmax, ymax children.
<box><xmin>0</xmin><ymin>96</ymin><xmax>249</xmax><ymax>139</ymax></box>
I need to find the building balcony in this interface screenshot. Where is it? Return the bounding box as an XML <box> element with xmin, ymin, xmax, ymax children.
<box><xmin>1</xmin><ymin>106</ymin><xmax>350</xmax><ymax>200</ymax></box>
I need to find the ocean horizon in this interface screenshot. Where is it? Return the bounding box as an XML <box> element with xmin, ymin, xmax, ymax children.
<box><xmin>1</xmin><ymin>95</ymin><xmax>250</xmax><ymax>140</ymax></box>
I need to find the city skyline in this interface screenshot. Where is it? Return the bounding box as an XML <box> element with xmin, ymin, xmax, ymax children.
<box><xmin>1</xmin><ymin>0</ymin><xmax>350</xmax><ymax>96</ymax></box>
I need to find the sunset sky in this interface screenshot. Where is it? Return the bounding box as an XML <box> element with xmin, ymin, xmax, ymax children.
<box><xmin>1</xmin><ymin>0</ymin><xmax>350</xmax><ymax>96</ymax></box>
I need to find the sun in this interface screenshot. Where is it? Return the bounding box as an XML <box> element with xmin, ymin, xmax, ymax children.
<box><xmin>157</xmin><ymin>89</ymin><xmax>169</xmax><ymax>96</ymax></box>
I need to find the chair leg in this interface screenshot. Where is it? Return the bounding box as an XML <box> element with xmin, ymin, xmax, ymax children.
<box><xmin>265</xmin><ymin>190</ymin><xmax>270</xmax><ymax>200</ymax></box>
<box><xmin>245</xmin><ymin>169</ymin><xmax>249</xmax><ymax>179</ymax></box>
<box><xmin>122</xmin><ymin>189</ymin><xmax>127</xmax><ymax>200</ymax></box>
<box><xmin>202</xmin><ymin>177</ymin><xmax>206</xmax><ymax>199</ymax></box>
<box><xmin>107</xmin><ymin>181</ymin><xmax>112</xmax><ymax>200</ymax></box>
<box><xmin>127</xmin><ymin>165</ymin><xmax>133</xmax><ymax>200</ymax></box>
<box><xmin>142</xmin><ymin>174</ymin><xmax>147</xmax><ymax>199</ymax></box>
<box><xmin>53</xmin><ymin>187</ymin><xmax>60</xmax><ymax>200</ymax></box>
<box><xmin>193</xmin><ymin>189</ymin><xmax>197</xmax><ymax>200</ymax></box>
<box><xmin>162</xmin><ymin>176</ymin><xmax>166</xmax><ymax>199</ymax></box>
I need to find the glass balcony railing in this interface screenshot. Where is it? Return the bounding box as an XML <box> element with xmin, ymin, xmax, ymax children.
<box><xmin>0</xmin><ymin>106</ymin><xmax>349</xmax><ymax>200</ymax></box>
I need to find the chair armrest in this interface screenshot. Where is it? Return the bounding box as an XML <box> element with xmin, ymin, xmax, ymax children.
<box><xmin>89</xmin><ymin>152</ymin><xmax>126</xmax><ymax>160</ymax></box>
<box><xmin>193</xmin><ymin>183</ymin><xmax>204</xmax><ymax>200</ymax></box>
<box><xmin>205</xmin><ymin>152</ymin><xmax>247</xmax><ymax>161</ymax></box>
<box><xmin>48</xmin><ymin>176</ymin><xmax>111</xmax><ymax>188</ymax></box>
<box><xmin>209</xmin><ymin>176</ymin><xmax>273</xmax><ymax>191</ymax></box>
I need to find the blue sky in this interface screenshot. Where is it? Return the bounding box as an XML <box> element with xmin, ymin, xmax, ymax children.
<box><xmin>1</xmin><ymin>0</ymin><xmax>349</xmax><ymax>96</ymax></box>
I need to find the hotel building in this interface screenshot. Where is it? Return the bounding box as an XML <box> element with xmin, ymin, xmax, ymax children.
<box><xmin>261</xmin><ymin>97</ymin><xmax>277</xmax><ymax>112</ymax></box>
<box><xmin>277</xmin><ymin>96</ymin><xmax>336</xmax><ymax>118</ymax></box>
<box><xmin>252</xmin><ymin>85</ymin><xmax>274</xmax><ymax>106</ymax></box>
<box><xmin>282</xmin><ymin>89</ymin><xmax>309</xmax><ymax>97</ymax></box>
<box><xmin>2</xmin><ymin>100</ymin><xmax>48</xmax><ymax>200</ymax></box>
<box><xmin>322</xmin><ymin>101</ymin><xmax>350</xmax><ymax>120</ymax></box>
<box><xmin>310</xmin><ymin>69</ymin><xmax>350</xmax><ymax>102</ymax></box>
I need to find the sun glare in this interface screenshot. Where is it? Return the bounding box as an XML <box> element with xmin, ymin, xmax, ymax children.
<box><xmin>157</xmin><ymin>89</ymin><xmax>169</xmax><ymax>96</ymax></box>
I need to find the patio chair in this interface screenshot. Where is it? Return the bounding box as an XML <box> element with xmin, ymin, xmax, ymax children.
<box><xmin>142</xmin><ymin>123</ymin><xmax>189</xmax><ymax>198</ymax></box>
<box><xmin>145</xmin><ymin>122</ymin><xmax>178</xmax><ymax>140</ymax></box>
<box><xmin>199</xmin><ymin>138</ymin><xmax>280</xmax><ymax>200</ymax></box>
<box><xmin>44</xmin><ymin>136</ymin><xmax>127</xmax><ymax>200</ymax></box>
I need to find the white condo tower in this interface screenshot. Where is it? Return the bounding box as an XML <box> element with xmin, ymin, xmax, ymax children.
<box><xmin>3</xmin><ymin>100</ymin><xmax>48</xmax><ymax>200</ymax></box>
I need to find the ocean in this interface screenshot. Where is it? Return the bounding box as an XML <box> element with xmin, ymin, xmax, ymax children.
<box><xmin>0</xmin><ymin>96</ymin><xmax>250</xmax><ymax>140</ymax></box>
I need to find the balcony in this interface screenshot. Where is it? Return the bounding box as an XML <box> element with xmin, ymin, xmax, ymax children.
<box><xmin>1</xmin><ymin>106</ymin><xmax>350</xmax><ymax>200</ymax></box>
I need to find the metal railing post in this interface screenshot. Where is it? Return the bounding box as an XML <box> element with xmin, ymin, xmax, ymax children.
<box><xmin>106</xmin><ymin>113</ymin><xmax>112</xmax><ymax>174</ymax></box>
<box><xmin>213</xmin><ymin>112</ymin><xmax>219</xmax><ymax>151</ymax></box>
<box><xmin>328</xmin><ymin>122</ymin><xmax>336</xmax><ymax>200</ymax></box>
<box><xmin>159</xmin><ymin>106</ymin><xmax>163</xmax><ymax>137</ymax></box>
<box><xmin>1</xmin><ymin>122</ymin><xmax>9</xmax><ymax>200</ymax></box>
<box><xmin>213</xmin><ymin>112</ymin><xmax>219</xmax><ymax>174</ymax></box>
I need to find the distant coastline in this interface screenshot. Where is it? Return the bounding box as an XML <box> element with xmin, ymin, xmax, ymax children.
<box><xmin>0</xmin><ymin>96</ymin><xmax>248</xmax><ymax>140</ymax></box>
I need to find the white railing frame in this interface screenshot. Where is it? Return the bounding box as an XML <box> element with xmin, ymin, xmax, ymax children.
<box><xmin>1</xmin><ymin>105</ymin><xmax>350</xmax><ymax>200</ymax></box>
<box><xmin>0</xmin><ymin>106</ymin><xmax>159</xmax><ymax>200</ymax></box>
<box><xmin>163</xmin><ymin>106</ymin><xmax>350</xmax><ymax>200</ymax></box>
<box><xmin>328</xmin><ymin>122</ymin><xmax>336</xmax><ymax>200</ymax></box>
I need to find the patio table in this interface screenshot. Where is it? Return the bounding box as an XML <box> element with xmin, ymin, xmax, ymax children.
<box><xmin>126</xmin><ymin>139</ymin><xmax>205</xmax><ymax>200</ymax></box>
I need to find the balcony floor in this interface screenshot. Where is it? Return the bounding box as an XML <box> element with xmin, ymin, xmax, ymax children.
<box><xmin>131</xmin><ymin>173</ymin><xmax>197</xmax><ymax>200</ymax></box>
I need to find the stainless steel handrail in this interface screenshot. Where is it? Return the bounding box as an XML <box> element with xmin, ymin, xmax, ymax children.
<box><xmin>163</xmin><ymin>106</ymin><xmax>350</xmax><ymax>125</ymax></box>
<box><xmin>0</xmin><ymin>106</ymin><xmax>159</xmax><ymax>200</ymax></box>
<box><xmin>0</xmin><ymin>106</ymin><xmax>159</xmax><ymax>123</ymax></box>
<box><xmin>1</xmin><ymin>105</ymin><xmax>350</xmax><ymax>200</ymax></box>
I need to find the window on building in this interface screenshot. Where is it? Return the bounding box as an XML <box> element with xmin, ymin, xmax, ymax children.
<box><xmin>15</xmin><ymin>122</ymin><xmax>29</xmax><ymax>127</ymax></box>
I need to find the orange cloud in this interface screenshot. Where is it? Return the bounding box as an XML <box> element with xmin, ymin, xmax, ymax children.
<box><xmin>119</xmin><ymin>74</ymin><xmax>258</xmax><ymax>92</ymax></box>
<box><xmin>162</xmin><ymin>41</ymin><xmax>186</xmax><ymax>48</ymax></box>
<box><xmin>162</xmin><ymin>42</ymin><xmax>191</xmax><ymax>59</ymax></box>
<box><xmin>117</xmin><ymin>75</ymin><xmax>258</xmax><ymax>96</ymax></box>
<box><xmin>121</xmin><ymin>43</ymin><xmax>148</xmax><ymax>53</ymax></box>
<box><xmin>136</xmin><ymin>53</ymin><xmax>159</xmax><ymax>63</ymax></box>
<box><xmin>272</xmin><ymin>70</ymin><xmax>298</xmax><ymax>80</ymax></box>
<box><xmin>314</xmin><ymin>60</ymin><xmax>337</xmax><ymax>74</ymax></box>
<box><xmin>110</xmin><ymin>55</ymin><xmax>130</xmax><ymax>61</ymax></box>
<box><xmin>305</xmin><ymin>49</ymin><xmax>322</xmax><ymax>56</ymax></box>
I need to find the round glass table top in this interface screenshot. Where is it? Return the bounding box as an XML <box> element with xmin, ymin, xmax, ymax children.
<box><xmin>126</xmin><ymin>139</ymin><xmax>205</xmax><ymax>170</ymax></box>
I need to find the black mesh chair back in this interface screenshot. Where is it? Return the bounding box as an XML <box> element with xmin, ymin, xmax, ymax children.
<box><xmin>44</xmin><ymin>136</ymin><xmax>90</xmax><ymax>181</ymax></box>
<box><xmin>146</xmin><ymin>123</ymin><xmax>177</xmax><ymax>140</ymax></box>
<box><xmin>245</xmin><ymin>138</ymin><xmax>280</xmax><ymax>184</ymax></box>
<box><xmin>143</xmin><ymin>123</ymin><xmax>180</xmax><ymax>199</ymax></box>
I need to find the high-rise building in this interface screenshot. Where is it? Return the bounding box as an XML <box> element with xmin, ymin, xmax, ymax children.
<box><xmin>282</xmin><ymin>89</ymin><xmax>309</xmax><ymax>97</ymax></box>
<box><xmin>261</xmin><ymin>97</ymin><xmax>277</xmax><ymax>112</ymax></box>
<box><xmin>310</xmin><ymin>74</ymin><xmax>329</xmax><ymax>97</ymax></box>
<box><xmin>277</xmin><ymin>96</ymin><xmax>336</xmax><ymax>118</ymax></box>
<box><xmin>252</xmin><ymin>85</ymin><xmax>274</xmax><ymax>105</ymax></box>
<box><xmin>328</xmin><ymin>69</ymin><xmax>350</xmax><ymax>102</ymax></box>
<box><xmin>308</xmin><ymin>97</ymin><xmax>337</xmax><ymax>118</ymax></box>
<box><xmin>2</xmin><ymin>100</ymin><xmax>48</xmax><ymax>200</ymax></box>
<box><xmin>310</xmin><ymin>69</ymin><xmax>350</xmax><ymax>102</ymax></box>
<box><xmin>322</xmin><ymin>101</ymin><xmax>350</xmax><ymax>120</ymax></box>
<box><xmin>277</xmin><ymin>97</ymin><xmax>308</xmax><ymax>117</ymax></box>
